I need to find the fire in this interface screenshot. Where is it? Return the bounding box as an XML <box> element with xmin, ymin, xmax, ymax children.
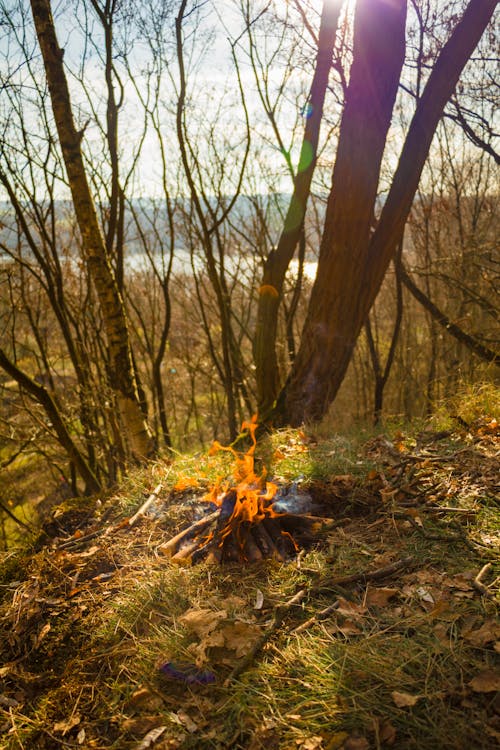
<box><xmin>200</xmin><ymin>415</ymin><xmax>297</xmax><ymax>561</ymax></box>
<box><xmin>162</xmin><ymin>416</ymin><xmax>313</xmax><ymax>564</ymax></box>
<box><xmin>206</xmin><ymin>415</ymin><xmax>279</xmax><ymax>523</ymax></box>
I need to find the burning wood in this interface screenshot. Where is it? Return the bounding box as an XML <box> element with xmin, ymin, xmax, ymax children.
<box><xmin>159</xmin><ymin>416</ymin><xmax>337</xmax><ymax>565</ymax></box>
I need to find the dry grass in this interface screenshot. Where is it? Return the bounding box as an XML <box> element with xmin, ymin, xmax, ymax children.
<box><xmin>0</xmin><ymin>414</ymin><xmax>498</xmax><ymax>749</ymax></box>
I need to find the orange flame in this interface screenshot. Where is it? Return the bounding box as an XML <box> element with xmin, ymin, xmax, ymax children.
<box><xmin>204</xmin><ymin>415</ymin><xmax>281</xmax><ymax>546</ymax></box>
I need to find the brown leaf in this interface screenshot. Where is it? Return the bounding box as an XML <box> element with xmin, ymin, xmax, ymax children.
<box><xmin>299</xmin><ymin>736</ymin><xmax>324</xmax><ymax>749</ymax></box>
<box><xmin>324</xmin><ymin>732</ymin><xmax>349</xmax><ymax>750</ymax></box>
<box><xmin>365</xmin><ymin>587</ymin><xmax>399</xmax><ymax>607</ymax></box>
<box><xmin>336</xmin><ymin>597</ymin><xmax>367</xmax><ymax>618</ymax></box>
<box><xmin>179</xmin><ymin>609</ymin><xmax>227</xmax><ymax>638</ymax></box>
<box><xmin>219</xmin><ymin>621</ymin><xmax>262</xmax><ymax>658</ymax></box>
<box><xmin>379</xmin><ymin>719</ymin><xmax>397</xmax><ymax>745</ymax></box>
<box><xmin>469</xmin><ymin>669</ymin><xmax>500</xmax><ymax>693</ymax></box>
<box><xmin>463</xmin><ymin>620</ymin><xmax>500</xmax><ymax>648</ymax></box>
<box><xmin>343</xmin><ymin>737</ymin><xmax>369</xmax><ymax>750</ymax></box>
<box><xmin>391</xmin><ymin>691</ymin><xmax>421</xmax><ymax>708</ymax></box>
<box><xmin>53</xmin><ymin>714</ymin><xmax>81</xmax><ymax>735</ymax></box>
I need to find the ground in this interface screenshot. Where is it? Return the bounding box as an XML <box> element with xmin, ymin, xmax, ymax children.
<box><xmin>0</xmin><ymin>413</ymin><xmax>498</xmax><ymax>749</ymax></box>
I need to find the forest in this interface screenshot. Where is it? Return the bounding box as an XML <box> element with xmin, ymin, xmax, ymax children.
<box><xmin>0</xmin><ymin>1</ymin><xmax>498</xmax><ymax>749</ymax></box>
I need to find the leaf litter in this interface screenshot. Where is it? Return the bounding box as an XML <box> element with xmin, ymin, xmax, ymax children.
<box><xmin>0</xmin><ymin>416</ymin><xmax>498</xmax><ymax>749</ymax></box>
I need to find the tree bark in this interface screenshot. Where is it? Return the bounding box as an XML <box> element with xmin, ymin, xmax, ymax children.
<box><xmin>278</xmin><ymin>0</ymin><xmax>497</xmax><ymax>426</ymax></box>
<box><xmin>277</xmin><ymin>0</ymin><xmax>407</xmax><ymax>424</ymax></box>
<box><xmin>30</xmin><ymin>0</ymin><xmax>154</xmax><ymax>460</ymax></box>
<box><xmin>253</xmin><ymin>0</ymin><xmax>342</xmax><ymax>417</ymax></box>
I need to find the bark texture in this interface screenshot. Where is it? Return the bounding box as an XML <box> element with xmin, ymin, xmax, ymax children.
<box><xmin>254</xmin><ymin>0</ymin><xmax>342</xmax><ymax>417</ymax></box>
<box><xmin>278</xmin><ymin>0</ymin><xmax>497</xmax><ymax>426</ymax></box>
<box><xmin>30</xmin><ymin>0</ymin><xmax>154</xmax><ymax>459</ymax></box>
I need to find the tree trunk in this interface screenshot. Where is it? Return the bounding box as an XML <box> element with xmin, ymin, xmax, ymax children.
<box><xmin>277</xmin><ymin>0</ymin><xmax>407</xmax><ymax>424</ymax></box>
<box><xmin>254</xmin><ymin>0</ymin><xmax>342</xmax><ymax>417</ymax></box>
<box><xmin>277</xmin><ymin>0</ymin><xmax>497</xmax><ymax>426</ymax></box>
<box><xmin>30</xmin><ymin>0</ymin><xmax>154</xmax><ymax>460</ymax></box>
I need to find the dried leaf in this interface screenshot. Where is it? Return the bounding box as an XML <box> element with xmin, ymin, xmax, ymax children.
<box><xmin>299</xmin><ymin>736</ymin><xmax>324</xmax><ymax>749</ymax></box>
<box><xmin>391</xmin><ymin>691</ymin><xmax>421</xmax><ymax>708</ymax></box>
<box><xmin>254</xmin><ymin>589</ymin><xmax>264</xmax><ymax>610</ymax></box>
<box><xmin>173</xmin><ymin>710</ymin><xmax>198</xmax><ymax>733</ymax></box>
<box><xmin>365</xmin><ymin>587</ymin><xmax>399</xmax><ymax>607</ymax></box>
<box><xmin>53</xmin><ymin>714</ymin><xmax>81</xmax><ymax>735</ymax></box>
<box><xmin>469</xmin><ymin>669</ymin><xmax>500</xmax><ymax>693</ymax></box>
<box><xmin>379</xmin><ymin>718</ymin><xmax>397</xmax><ymax>745</ymax></box>
<box><xmin>343</xmin><ymin>736</ymin><xmax>370</xmax><ymax>750</ymax></box>
<box><xmin>179</xmin><ymin>608</ymin><xmax>227</xmax><ymax>638</ymax></box>
<box><xmin>416</xmin><ymin>587</ymin><xmax>434</xmax><ymax>604</ymax></box>
<box><xmin>77</xmin><ymin>728</ymin><xmax>86</xmax><ymax>745</ymax></box>
<box><xmin>33</xmin><ymin>622</ymin><xmax>51</xmax><ymax>649</ymax></box>
<box><xmin>336</xmin><ymin>597</ymin><xmax>367</xmax><ymax>618</ymax></box>
<box><xmin>324</xmin><ymin>731</ymin><xmax>348</xmax><ymax>749</ymax></box>
<box><xmin>219</xmin><ymin>621</ymin><xmax>263</xmax><ymax>658</ymax></box>
<box><xmin>463</xmin><ymin>620</ymin><xmax>500</xmax><ymax>648</ymax></box>
<box><xmin>134</xmin><ymin>726</ymin><xmax>167</xmax><ymax>750</ymax></box>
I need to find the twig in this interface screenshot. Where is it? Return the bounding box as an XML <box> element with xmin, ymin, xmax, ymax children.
<box><xmin>315</xmin><ymin>556</ymin><xmax>416</xmax><ymax>593</ymax></box>
<box><xmin>128</xmin><ymin>482</ymin><xmax>163</xmax><ymax>526</ymax></box>
<box><xmin>225</xmin><ymin>588</ymin><xmax>307</xmax><ymax>684</ymax></box>
<box><xmin>293</xmin><ymin>599</ymin><xmax>340</xmax><ymax>633</ymax></box>
<box><xmin>472</xmin><ymin>562</ymin><xmax>493</xmax><ymax>597</ymax></box>
<box><xmin>421</xmin><ymin>506</ymin><xmax>478</xmax><ymax>515</ymax></box>
<box><xmin>158</xmin><ymin>511</ymin><xmax>220</xmax><ymax>557</ymax></box>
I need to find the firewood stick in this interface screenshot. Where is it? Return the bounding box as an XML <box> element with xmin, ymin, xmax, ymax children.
<box><xmin>128</xmin><ymin>483</ymin><xmax>163</xmax><ymax>527</ymax></box>
<box><xmin>252</xmin><ymin>522</ymin><xmax>276</xmax><ymax>556</ymax></box>
<box><xmin>158</xmin><ymin>511</ymin><xmax>219</xmax><ymax>556</ymax></box>
<box><xmin>170</xmin><ymin>539</ymin><xmax>201</xmax><ymax>562</ymax></box>
<box><xmin>243</xmin><ymin>530</ymin><xmax>264</xmax><ymax>562</ymax></box>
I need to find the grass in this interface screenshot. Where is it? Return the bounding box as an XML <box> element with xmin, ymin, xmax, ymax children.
<box><xmin>0</xmin><ymin>409</ymin><xmax>498</xmax><ymax>749</ymax></box>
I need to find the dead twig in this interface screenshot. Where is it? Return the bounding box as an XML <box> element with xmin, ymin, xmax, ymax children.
<box><xmin>293</xmin><ymin>599</ymin><xmax>340</xmax><ymax>633</ymax></box>
<box><xmin>225</xmin><ymin>588</ymin><xmax>307</xmax><ymax>684</ymax></box>
<box><xmin>315</xmin><ymin>556</ymin><xmax>416</xmax><ymax>593</ymax></box>
<box><xmin>472</xmin><ymin>562</ymin><xmax>493</xmax><ymax>597</ymax></box>
<box><xmin>128</xmin><ymin>482</ymin><xmax>163</xmax><ymax>526</ymax></box>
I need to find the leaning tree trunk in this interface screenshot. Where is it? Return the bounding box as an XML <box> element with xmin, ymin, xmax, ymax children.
<box><xmin>253</xmin><ymin>0</ymin><xmax>342</xmax><ymax>418</ymax></box>
<box><xmin>30</xmin><ymin>0</ymin><xmax>154</xmax><ymax>460</ymax></box>
<box><xmin>277</xmin><ymin>0</ymin><xmax>497</xmax><ymax>426</ymax></box>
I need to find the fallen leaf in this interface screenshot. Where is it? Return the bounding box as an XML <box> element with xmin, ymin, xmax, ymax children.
<box><xmin>391</xmin><ymin>691</ymin><xmax>422</xmax><ymax>708</ymax></box>
<box><xmin>416</xmin><ymin>587</ymin><xmax>434</xmax><ymax>604</ymax></box>
<box><xmin>53</xmin><ymin>714</ymin><xmax>81</xmax><ymax>735</ymax></box>
<box><xmin>343</xmin><ymin>736</ymin><xmax>369</xmax><ymax>750</ymax></box>
<box><xmin>300</xmin><ymin>736</ymin><xmax>324</xmax><ymax>749</ymax></box>
<box><xmin>326</xmin><ymin>620</ymin><xmax>362</xmax><ymax>637</ymax></box>
<box><xmin>77</xmin><ymin>728</ymin><xmax>86</xmax><ymax>745</ymax></box>
<box><xmin>463</xmin><ymin>620</ymin><xmax>500</xmax><ymax>648</ymax></box>
<box><xmin>135</xmin><ymin>726</ymin><xmax>167</xmax><ymax>750</ymax></box>
<box><xmin>173</xmin><ymin>710</ymin><xmax>198</xmax><ymax>733</ymax></box>
<box><xmin>324</xmin><ymin>731</ymin><xmax>349</xmax><ymax>750</ymax></box>
<box><xmin>179</xmin><ymin>608</ymin><xmax>227</xmax><ymax>638</ymax></box>
<box><xmin>469</xmin><ymin>669</ymin><xmax>500</xmax><ymax>693</ymax></box>
<box><xmin>336</xmin><ymin>597</ymin><xmax>367</xmax><ymax>618</ymax></box>
<box><xmin>365</xmin><ymin>587</ymin><xmax>399</xmax><ymax>607</ymax></box>
<box><xmin>219</xmin><ymin>621</ymin><xmax>262</xmax><ymax>658</ymax></box>
<box><xmin>379</xmin><ymin>718</ymin><xmax>397</xmax><ymax>745</ymax></box>
<box><xmin>128</xmin><ymin>688</ymin><xmax>163</xmax><ymax>711</ymax></box>
<box><xmin>254</xmin><ymin>589</ymin><xmax>264</xmax><ymax>610</ymax></box>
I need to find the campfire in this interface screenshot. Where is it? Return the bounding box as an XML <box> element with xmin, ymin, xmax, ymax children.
<box><xmin>160</xmin><ymin>416</ymin><xmax>336</xmax><ymax>564</ymax></box>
